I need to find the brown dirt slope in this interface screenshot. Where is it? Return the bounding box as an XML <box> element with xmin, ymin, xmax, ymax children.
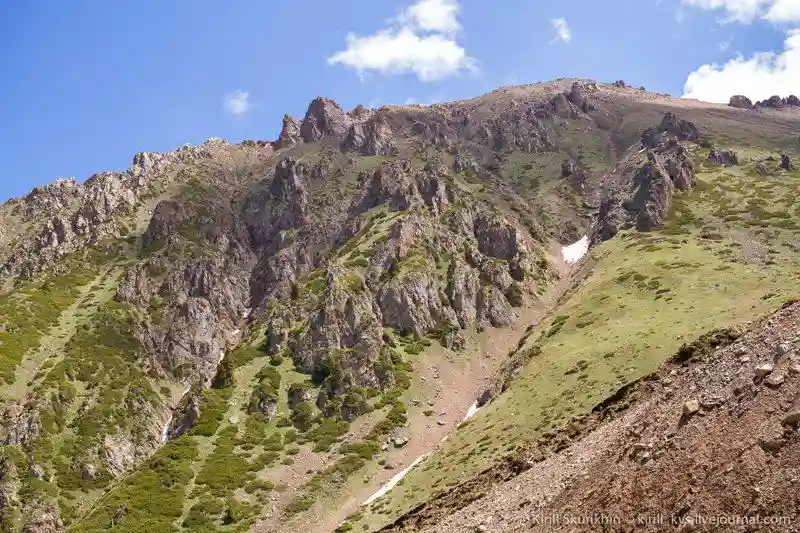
<box><xmin>380</xmin><ymin>300</ymin><xmax>800</xmax><ymax>532</ymax></box>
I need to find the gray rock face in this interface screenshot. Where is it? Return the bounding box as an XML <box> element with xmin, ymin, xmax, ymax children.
<box><xmin>343</xmin><ymin>113</ymin><xmax>396</xmax><ymax>156</ymax></box>
<box><xmin>642</xmin><ymin>112</ymin><xmax>700</xmax><ymax>148</ymax></box>
<box><xmin>595</xmin><ymin>116</ymin><xmax>697</xmax><ymax>240</ymax></box>
<box><xmin>168</xmin><ymin>387</ymin><xmax>203</xmax><ymax>440</ymax></box>
<box><xmin>300</xmin><ymin>97</ymin><xmax>350</xmax><ymax>142</ymax></box>
<box><xmin>276</xmin><ymin>114</ymin><xmax>303</xmax><ymax>149</ymax></box>
<box><xmin>728</xmin><ymin>95</ymin><xmax>754</xmax><ymax>109</ymax></box>
<box><xmin>561</xmin><ymin>160</ymin><xmax>575</xmax><ymax>177</ymax></box>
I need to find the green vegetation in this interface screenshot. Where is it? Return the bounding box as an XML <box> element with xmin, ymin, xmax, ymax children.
<box><xmin>360</xmin><ymin>151</ymin><xmax>800</xmax><ymax>528</ymax></box>
<box><xmin>0</xmin><ymin>252</ymin><xmax>105</xmax><ymax>384</ymax></box>
<box><xmin>71</xmin><ymin>437</ymin><xmax>199</xmax><ymax>532</ymax></box>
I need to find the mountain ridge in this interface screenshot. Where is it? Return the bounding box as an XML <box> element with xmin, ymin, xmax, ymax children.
<box><xmin>0</xmin><ymin>78</ymin><xmax>799</xmax><ymax>533</ymax></box>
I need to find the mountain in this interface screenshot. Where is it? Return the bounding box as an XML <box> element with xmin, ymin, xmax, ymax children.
<box><xmin>0</xmin><ymin>79</ymin><xmax>799</xmax><ymax>533</ymax></box>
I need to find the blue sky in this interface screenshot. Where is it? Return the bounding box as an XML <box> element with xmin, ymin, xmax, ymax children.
<box><xmin>0</xmin><ymin>0</ymin><xmax>797</xmax><ymax>202</ymax></box>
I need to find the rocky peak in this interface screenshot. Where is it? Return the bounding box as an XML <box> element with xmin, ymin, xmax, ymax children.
<box><xmin>348</xmin><ymin>104</ymin><xmax>372</xmax><ymax>120</ymax></box>
<box><xmin>567</xmin><ymin>81</ymin><xmax>596</xmax><ymax>113</ymax></box>
<box><xmin>276</xmin><ymin>114</ymin><xmax>303</xmax><ymax>149</ymax></box>
<box><xmin>300</xmin><ymin>97</ymin><xmax>350</xmax><ymax>143</ymax></box>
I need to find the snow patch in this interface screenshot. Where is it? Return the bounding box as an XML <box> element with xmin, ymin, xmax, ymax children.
<box><xmin>462</xmin><ymin>401</ymin><xmax>481</xmax><ymax>421</ymax></box>
<box><xmin>363</xmin><ymin>455</ymin><xmax>427</xmax><ymax>506</ymax></box>
<box><xmin>562</xmin><ymin>235</ymin><xmax>589</xmax><ymax>265</ymax></box>
<box><xmin>161</xmin><ymin>415</ymin><xmax>173</xmax><ymax>444</ymax></box>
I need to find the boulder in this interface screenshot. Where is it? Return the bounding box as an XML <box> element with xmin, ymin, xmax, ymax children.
<box><xmin>728</xmin><ymin>95</ymin><xmax>754</xmax><ymax>109</ymax></box>
<box><xmin>81</xmin><ymin>463</ymin><xmax>97</xmax><ymax>481</ymax></box>
<box><xmin>682</xmin><ymin>399</ymin><xmax>700</xmax><ymax>418</ymax></box>
<box><xmin>708</xmin><ymin>149</ymin><xmax>738</xmax><ymax>166</ymax></box>
<box><xmin>754</xmin><ymin>363</ymin><xmax>774</xmax><ymax>380</ymax></box>
<box><xmin>765</xmin><ymin>373</ymin><xmax>785</xmax><ymax>388</ymax></box>
<box><xmin>781</xmin><ymin>154</ymin><xmax>795</xmax><ymax>171</ymax></box>
<box><xmin>561</xmin><ymin>160</ymin><xmax>575</xmax><ymax>177</ymax></box>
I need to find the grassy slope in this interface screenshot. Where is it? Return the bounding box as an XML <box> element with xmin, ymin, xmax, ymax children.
<box><xmin>354</xmin><ymin>146</ymin><xmax>800</xmax><ymax>531</ymax></box>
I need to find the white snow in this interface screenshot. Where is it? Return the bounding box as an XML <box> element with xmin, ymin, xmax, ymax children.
<box><xmin>161</xmin><ymin>415</ymin><xmax>173</xmax><ymax>444</ymax></box>
<box><xmin>462</xmin><ymin>401</ymin><xmax>481</xmax><ymax>421</ymax></box>
<box><xmin>562</xmin><ymin>235</ymin><xmax>589</xmax><ymax>265</ymax></box>
<box><xmin>363</xmin><ymin>455</ymin><xmax>427</xmax><ymax>506</ymax></box>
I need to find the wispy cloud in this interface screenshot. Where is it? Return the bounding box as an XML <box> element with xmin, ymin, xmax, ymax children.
<box><xmin>550</xmin><ymin>17</ymin><xmax>572</xmax><ymax>43</ymax></box>
<box><xmin>223</xmin><ymin>90</ymin><xmax>251</xmax><ymax>116</ymax></box>
<box><xmin>327</xmin><ymin>0</ymin><xmax>477</xmax><ymax>82</ymax></box>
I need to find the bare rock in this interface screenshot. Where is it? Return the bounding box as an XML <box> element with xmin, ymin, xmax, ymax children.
<box><xmin>781</xmin><ymin>411</ymin><xmax>800</xmax><ymax>427</ymax></box>
<box><xmin>81</xmin><ymin>463</ymin><xmax>97</xmax><ymax>481</ymax></box>
<box><xmin>728</xmin><ymin>95</ymin><xmax>754</xmax><ymax>109</ymax></box>
<box><xmin>300</xmin><ymin>97</ymin><xmax>350</xmax><ymax>142</ymax></box>
<box><xmin>765</xmin><ymin>372</ymin><xmax>785</xmax><ymax>388</ymax></box>
<box><xmin>755</xmin><ymin>363</ymin><xmax>774</xmax><ymax>381</ymax></box>
<box><xmin>682</xmin><ymin>399</ymin><xmax>700</xmax><ymax>418</ymax></box>
<box><xmin>708</xmin><ymin>149</ymin><xmax>738</xmax><ymax>166</ymax></box>
<box><xmin>561</xmin><ymin>159</ymin><xmax>575</xmax><ymax>177</ymax></box>
<box><xmin>276</xmin><ymin>114</ymin><xmax>303</xmax><ymax>149</ymax></box>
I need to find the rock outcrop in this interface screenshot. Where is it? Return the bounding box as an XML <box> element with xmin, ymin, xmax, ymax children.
<box><xmin>276</xmin><ymin>114</ymin><xmax>303</xmax><ymax>149</ymax></box>
<box><xmin>708</xmin><ymin>149</ymin><xmax>738</xmax><ymax>166</ymax></box>
<box><xmin>641</xmin><ymin>112</ymin><xmax>700</xmax><ymax>148</ymax></box>
<box><xmin>595</xmin><ymin>113</ymin><xmax>697</xmax><ymax>239</ymax></box>
<box><xmin>728</xmin><ymin>95</ymin><xmax>754</xmax><ymax>109</ymax></box>
<box><xmin>300</xmin><ymin>97</ymin><xmax>350</xmax><ymax>143</ymax></box>
<box><xmin>755</xmin><ymin>95</ymin><xmax>800</xmax><ymax>109</ymax></box>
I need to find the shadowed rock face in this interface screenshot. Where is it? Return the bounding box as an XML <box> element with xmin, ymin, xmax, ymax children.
<box><xmin>595</xmin><ymin>113</ymin><xmax>697</xmax><ymax>241</ymax></box>
<box><xmin>755</xmin><ymin>95</ymin><xmax>800</xmax><ymax>109</ymax></box>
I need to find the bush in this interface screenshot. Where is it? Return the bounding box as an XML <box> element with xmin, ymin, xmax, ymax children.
<box><xmin>290</xmin><ymin>402</ymin><xmax>316</xmax><ymax>432</ymax></box>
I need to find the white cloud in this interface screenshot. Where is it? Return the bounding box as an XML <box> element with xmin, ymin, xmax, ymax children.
<box><xmin>401</xmin><ymin>0</ymin><xmax>461</xmax><ymax>33</ymax></box>
<box><xmin>682</xmin><ymin>0</ymin><xmax>800</xmax><ymax>22</ymax></box>
<box><xmin>550</xmin><ymin>17</ymin><xmax>572</xmax><ymax>43</ymax></box>
<box><xmin>223</xmin><ymin>90</ymin><xmax>251</xmax><ymax>116</ymax></box>
<box><xmin>327</xmin><ymin>0</ymin><xmax>475</xmax><ymax>81</ymax></box>
<box><xmin>682</xmin><ymin>29</ymin><xmax>800</xmax><ymax>102</ymax></box>
<box><xmin>765</xmin><ymin>0</ymin><xmax>800</xmax><ymax>22</ymax></box>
